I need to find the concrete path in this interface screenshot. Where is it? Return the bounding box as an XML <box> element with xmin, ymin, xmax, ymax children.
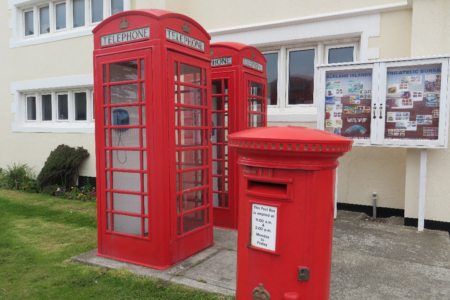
<box><xmin>72</xmin><ymin>211</ymin><xmax>450</xmax><ymax>299</ymax></box>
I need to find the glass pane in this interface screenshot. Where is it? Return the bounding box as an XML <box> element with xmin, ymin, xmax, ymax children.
<box><xmin>142</xmin><ymin>128</ymin><xmax>147</xmax><ymax>147</ymax></box>
<box><xmin>212</xmin><ymin>145</ymin><xmax>223</xmax><ymax>159</ymax></box>
<box><xmin>144</xmin><ymin>196</ymin><xmax>148</xmax><ymax>214</ymax></box>
<box><xmin>211</xmin><ymin>129</ymin><xmax>224</xmax><ymax>143</ymax></box>
<box><xmin>212</xmin><ymin>113</ymin><xmax>223</xmax><ymax>127</ymax></box>
<box><xmin>27</xmin><ymin>97</ymin><xmax>36</xmax><ymax>120</ymax></box>
<box><xmin>174</xmin><ymin>62</ymin><xmax>178</xmax><ymax>81</ymax></box>
<box><xmin>212</xmin><ymin>177</ymin><xmax>222</xmax><ymax>191</ymax></box>
<box><xmin>250</xmin><ymin>81</ymin><xmax>262</xmax><ymax>97</ymax></box>
<box><xmin>107</xmin><ymin>213</ymin><xmax>111</xmax><ymax>230</ymax></box>
<box><xmin>249</xmin><ymin>114</ymin><xmax>262</xmax><ymax>127</ymax></box>
<box><xmin>212</xmin><ymin>97</ymin><xmax>222</xmax><ymax>111</ymax></box>
<box><xmin>113</xmin><ymin>214</ymin><xmax>141</xmax><ymax>236</ymax></box>
<box><xmin>73</xmin><ymin>0</ymin><xmax>85</xmax><ymax>28</ymax></box>
<box><xmin>111</xmin><ymin>0</ymin><xmax>124</xmax><ymax>15</ymax></box>
<box><xmin>224</xmin><ymin>113</ymin><xmax>228</xmax><ymax>127</ymax></box>
<box><xmin>141</xmin><ymin>82</ymin><xmax>145</xmax><ymax>102</ymax></box>
<box><xmin>112</xmin><ymin>193</ymin><xmax>141</xmax><ymax>214</ymax></box>
<box><xmin>112</xmin><ymin>171</ymin><xmax>140</xmax><ymax>192</ymax></box>
<box><xmin>110</xmin><ymin>61</ymin><xmax>138</xmax><ymax>83</ymax></box>
<box><xmin>249</xmin><ymin>98</ymin><xmax>262</xmax><ymax>112</ymax></box>
<box><xmin>24</xmin><ymin>11</ymin><xmax>34</xmax><ymax>36</ymax></box>
<box><xmin>143</xmin><ymin>173</ymin><xmax>147</xmax><ymax>192</ymax></box>
<box><xmin>180</xmin><ymin>86</ymin><xmax>202</xmax><ymax>106</ymax></box>
<box><xmin>105</xmin><ymin>129</ymin><xmax>109</xmax><ymax>147</ymax></box>
<box><xmin>213</xmin><ymin>193</ymin><xmax>222</xmax><ymax>207</ymax></box>
<box><xmin>41</xmin><ymin>94</ymin><xmax>52</xmax><ymax>121</ymax></box>
<box><xmin>143</xmin><ymin>151</ymin><xmax>147</xmax><ymax>170</ymax></box>
<box><xmin>144</xmin><ymin>218</ymin><xmax>148</xmax><ymax>236</ymax></box>
<box><xmin>204</xmin><ymin>69</ymin><xmax>207</xmax><ymax>86</ymax></box>
<box><xmin>181</xmin><ymin>130</ymin><xmax>203</xmax><ymax>147</ymax></box>
<box><xmin>182</xmin><ymin>169</ymin><xmax>204</xmax><ymax>191</ymax></box>
<box><xmin>105</xmin><ymin>150</ymin><xmax>110</xmax><ymax>168</ymax></box>
<box><xmin>103</xmin><ymin>86</ymin><xmax>108</xmax><ymax>104</ymax></box>
<box><xmin>91</xmin><ymin>0</ymin><xmax>103</xmax><ymax>23</ymax></box>
<box><xmin>57</xmin><ymin>94</ymin><xmax>68</xmax><ymax>120</ymax></box>
<box><xmin>112</xmin><ymin>106</ymin><xmax>139</xmax><ymax>126</ymax></box>
<box><xmin>181</xmin><ymin>150</ymin><xmax>203</xmax><ymax>169</ymax></box>
<box><xmin>104</xmin><ymin>108</ymin><xmax>108</xmax><ymax>125</ymax></box>
<box><xmin>141</xmin><ymin>105</ymin><xmax>146</xmax><ymax>125</ymax></box>
<box><xmin>181</xmin><ymin>108</ymin><xmax>202</xmax><ymax>126</ymax></box>
<box><xmin>212</xmin><ymin>161</ymin><xmax>223</xmax><ymax>175</ymax></box>
<box><xmin>55</xmin><ymin>3</ymin><xmax>66</xmax><ymax>30</ymax></box>
<box><xmin>75</xmin><ymin>92</ymin><xmax>87</xmax><ymax>121</ymax></box>
<box><xmin>180</xmin><ymin>63</ymin><xmax>201</xmax><ymax>85</ymax></box>
<box><xmin>264</xmin><ymin>53</ymin><xmax>278</xmax><ymax>105</ymax></box>
<box><xmin>111</xmin><ymin>84</ymin><xmax>139</xmax><ymax>104</ymax></box>
<box><xmin>183</xmin><ymin>209</ymin><xmax>204</xmax><ymax>234</ymax></box>
<box><xmin>112</xmin><ymin>150</ymin><xmax>140</xmax><ymax>170</ymax></box>
<box><xmin>39</xmin><ymin>6</ymin><xmax>50</xmax><ymax>34</ymax></box>
<box><xmin>182</xmin><ymin>190</ymin><xmax>204</xmax><ymax>212</ymax></box>
<box><xmin>111</xmin><ymin>128</ymin><xmax>140</xmax><ymax>147</ymax></box>
<box><xmin>212</xmin><ymin>80</ymin><xmax>222</xmax><ymax>94</ymax></box>
<box><xmin>328</xmin><ymin>47</ymin><xmax>354</xmax><ymax>64</ymax></box>
<box><xmin>140</xmin><ymin>59</ymin><xmax>145</xmax><ymax>79</ymax></box>
<box><xmin>288</xmin><ymin>49</ymin><xmax>315</xmax><ymax>104</ymax></box>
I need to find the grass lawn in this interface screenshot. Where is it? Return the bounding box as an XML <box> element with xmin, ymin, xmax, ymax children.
<box><xmin>0</xmin><ymin>189</ymin><xmax>234</xmax><ymax>300</ymax></box>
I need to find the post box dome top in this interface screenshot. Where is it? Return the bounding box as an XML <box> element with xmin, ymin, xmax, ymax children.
<box><xmin>228</xmin><ymin>126</ymin><xmax>353</xmax><ymax>154</ymax></box>
<box><xmin>93</xmin><ymin>9</ymin><xmax>210</xmax><ymax>39</ymax></box>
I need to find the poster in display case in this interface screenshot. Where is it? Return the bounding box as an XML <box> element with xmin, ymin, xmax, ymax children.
<box><xmin>317</xmin><ymin>56</ymin><xmax>450</xmax><ymax>148</ymax></box>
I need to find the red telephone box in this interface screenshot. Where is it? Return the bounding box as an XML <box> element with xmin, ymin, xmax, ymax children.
<box><xmin>210</xmin><ymin>42</ymin><xmax>267</xmax><ymax>230</ymax></box>
<box><xmin>229</xmin><ymin>126</ymin><xmax>353</xmax><ymax>299</ymax></box>
<box><xmin>93</xmin><ymin>9</ymin><xmax>213</xmax><ymax>269</ymax></box>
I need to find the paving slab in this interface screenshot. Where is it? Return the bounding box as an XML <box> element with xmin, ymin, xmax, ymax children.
<box><xmin>72</xmin><ymin>210</ymin><xmax>450</xmax><ymax>299</ymax></box>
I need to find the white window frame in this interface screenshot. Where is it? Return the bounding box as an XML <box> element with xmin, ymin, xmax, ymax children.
<box><xmin>26</xmin><ymin>95</ymin><xmax>37</xmax><ymax>121</ymax></box>
<box><xmin>40</xmin><ymin>93</ymin><xmax>53</xmax><ymax>122</ymax></box>
<box><xmin>263</xmin><ymin>50</ymin><xmax>281</xmax><ymax>108</ymax></box>
<box><xmin>38</xmin><ymin>4</ymin><xmax>51</xmax><ymax>35</ymax></box>
<box><xmin>73</xmin><ymin>90</ymin><xmax>88</xmax><ymax>122</ymax></box>
<box><xmin>9</xmin><ymin>0</ymin><xmax>131</xmax><ymax>48</ymax></box>
<box><xmin>56</xmin><ymin>92</ymin><xmax>69</xmax><ymax>121</ymax></box>
<box><xmin>54</xmin><ymin>1</ymin><xmax>67</xmax><ymax>32</ymax></box>
<box><xmin>325</xmin><ymin>43</ymin><xmax>358</xmax><ymax>65</ymax></box>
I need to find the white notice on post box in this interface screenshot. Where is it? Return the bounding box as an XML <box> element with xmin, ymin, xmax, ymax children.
<box><xmin>251</xmin><ymin>204</ymin><xmax>277</xmax><ymax>251</ymax></box>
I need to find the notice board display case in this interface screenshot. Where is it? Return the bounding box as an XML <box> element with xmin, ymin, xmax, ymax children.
<box><xmin>317</xmin><ymin>56</ymin><xmax>450</xmax><ymax>148</ymax></box>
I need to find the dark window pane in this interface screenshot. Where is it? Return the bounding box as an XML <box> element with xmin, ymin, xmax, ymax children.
<box><xmin>92</xmin><ymin>0</ymin><xmax>103</xmax><ymax>23</ymax></box>
<box><xmin>27</xmin><ymin>97</ymin><xmax>36</xmax><ymax>120</ymax></box>
<box><xmin>55</xmin><ymin>3</ymin><xmax>66</xmax><ymax>30</ymax></box>
<box><xmin>111</xmin><ymin>0</ymin><xmax>124</xmax><ymax>15</ymax></box>
<box><xmin>328</xmin><ymin>47</ymin><xmax>354</xmax><ymax>64</ymax></box>
<box><xmin>264</xmin><ymin>53</ymin><xmax>278</xmax><ymax>105</ymax></box>
<box><xmin>288</xmin><ymin>49</ymin><xmax>315</xmax><ymax>105</ymax></box>
<box><xmin>24</xmin><ymin>11</ymin><xmax>34</xmax><ymax>36</ymax></box>
<box><xmin>183</xmin><ymin>209</ymin><xmax>204</xmax><ymax>233</ymax></box>
<box><xmin>180</xmin><ymin>63</ymin><xmax>201</xmax><ymax>85</ymax></box>
<box><xmin>212</xmin><ymin>80</ymin><xmax>222</xmax><ymax>94</ymax></box>
<box><xmin>75</xmin><ymin>92</ymin><xmax>87</xmax><ymax>121</ymax></box>
<box><xmin>110</xmin><ymin>60</ymin><xmax>138</xmax><ymax>82</ymax></box>
<box><xmin>73</xmin><ymin>0</ymin><xmax>85</xmax><ymax>28</ymax></box>
<box><xmin>111</xmin><ymin>83</ymin><xmax>139</xmax><ymax>104</ymax></box>
<box><xmin>39</xmin><ymin>6</ymin><xmax>50</xmax><ymax>34</ymax></box>
<box><xmin>41</xmin><ymin>95</ymin><xmax>52</xmax><ymax>121</ymax></box>
<box><xmin>58</xmin><ymin>94</ymin><xmax>68</xmax><ymax>120</ymax></box>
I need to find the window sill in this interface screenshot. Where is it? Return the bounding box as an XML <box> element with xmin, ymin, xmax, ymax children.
<box><xmin>267</xmin><ymin>106</ymin><xmax>318</xmax><ymax>123</ymax></box>
<box><xmin>12</xmin><ymin>123</ymin><xmax>95</xmax><ymax>133</ymax></box>
<box><xmin>10</xmin><ymin>26</ymin><xmax>95</xmax><ymax>48</ymax></box>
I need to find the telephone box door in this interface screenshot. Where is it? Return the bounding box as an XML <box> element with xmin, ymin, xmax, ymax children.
<box><xmin>211</xmin><ymin>73</ymin><xmax>236</xmax><ymax>229</ymax></box>
<box><xmin>168</xmin><ymin>51</ymin><xmax>213</xmax><ymax>262</ymax></box>
<box><xmin>245</xmin><ymin>74</ymin><xmax>267</xmax><ymax>128</ymax></box>
<box><xmin>96</xmin><ymin>49</ymin><xmax>153</xmax><ymax>262</ymax></box>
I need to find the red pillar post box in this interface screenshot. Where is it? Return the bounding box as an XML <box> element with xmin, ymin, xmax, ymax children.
<box><xmin>228</xmin><ymin>126</ymin><xmax>353</xmax><ymax>299</ymax></box>
<box><xmin>93</xmin><ymin>9</ymin><xmax>213</xmax><ymax>269</ymax></box>
<box><xmin>210</xmin><ymin>42</ymin><xmax>268</xmax><ymax>230</ymax></box>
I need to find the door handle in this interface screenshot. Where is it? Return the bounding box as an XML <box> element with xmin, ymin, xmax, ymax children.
<box><xmin>379</xmin><ymin>104</ymin><xmax>383</xmax><ymax>119</ymax></box>
<box><xmin>373</xmin><ymin>104</ymin><xmax>377</xmax><ymax>119</ymax></box>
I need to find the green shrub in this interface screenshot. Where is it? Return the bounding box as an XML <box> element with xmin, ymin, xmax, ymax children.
<box><xmin>37</xmin><ymin>145</ymin><xmax>89</xmax><ymax>190</ymax></box>
<box><xmin>2</xmin><ymin>163</ymin><xmax>35</xmax><ymax>190</ymax></box>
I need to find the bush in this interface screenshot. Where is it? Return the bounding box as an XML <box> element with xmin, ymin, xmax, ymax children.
<box><xmin>2</xmin><ymin>163</ymin><xmax>36</xmax><ymax>191</ymax></box>
<box><xmin>37</xmin><ymin>145</ymin><xmax>89</xmax><ymax>190</ymax></box>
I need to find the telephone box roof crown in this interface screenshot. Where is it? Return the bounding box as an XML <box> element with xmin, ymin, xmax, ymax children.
<box><xmin>92</xmin><ymin>9</ymin><xmax>211</xmax><ymax>39</ymax></box>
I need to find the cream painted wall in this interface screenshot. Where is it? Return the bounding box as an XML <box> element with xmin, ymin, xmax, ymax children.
<box><xmin>404</xmin><ymin>0</ymin><xmax>450</xmax><ymax>222</ymax></box>
<box><xmin>166</xmin><ymin>0</ymin><xmax>403</xmax><ymax>31</ymax></box>
<box><xmin>368</xmin><ymin>10</ymin><xmax>412</xmax><ymax>60</ymax></box>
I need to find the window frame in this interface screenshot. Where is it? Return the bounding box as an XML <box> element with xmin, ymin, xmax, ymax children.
<box><xmin>54</xmin><ymin>1</ymin><xmax>67</xmax><ymax>32</ymax></box>
<box><xmin>23</xmin><ymin>8</ymin><xmax>35</xmax><ymax>38</ymax></box>
<box><xmin>38</xmin><ymin>4</ymin><xmax>51</xmax><ymax>35</ymax></box>
<box><xmin>26</xmin><ymin>95</ymin><xmax>37</xmax><ymax>121</ymax></box>
<box><xmin>73</xmin><ymin>90</ymin><xmax>88</xmax><ymax>122</ymax></box>
<box><xmin>262</xmin><ymin>50</ymin><xmax>281</xmax><ymax>108</ymax></box>
<box><xmin>41</xmin><ymin>93</ymin><xmax>53</xmax><ymax>122</ymax></box>
<box><xmin>56</xmin><ymin>92</ymin><xmax>69</xmax><ymax>121</ymax></box>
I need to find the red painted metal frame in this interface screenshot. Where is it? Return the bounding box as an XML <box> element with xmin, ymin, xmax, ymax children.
<box><xmin>228</xmin><ymin>126</ymin><xmax>353</xmax><ymax>299</ymax></box>
<box><xmin>210</xmin><ymin>42</ymin><xmax>268</xmax><ymax>230</ymax></box>
<box><xmin>93</xmin><ymin>9</ymin><xmax>213</xmax><ymax>270</ymax></box>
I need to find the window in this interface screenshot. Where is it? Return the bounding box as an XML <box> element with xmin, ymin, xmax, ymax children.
<box><xmin>13</xmin><ymin>1</ymin><xmax>128</xmax><ymax>47</ymax></box>
<box><xmin>264</xmin><ymin>52</ymin><xmax>278</xmax><ymax>106</ymax></box>
<box><xmin>327</xmin><ymin>46</ymin><xmax>355</xmax><ymax>64</ymax></box>
<box><xmin>24</xmin><ymin>10</ymin><xmax>34</xmax><ymax>36</ymax></box>
<box><xmin>75</xmin><ymin>92</ymin><xmax>87</xmax><ymax>121</ymax></box>
<box><xmin>41</xmin><ymin>94</ymin><xmax>52</xmax><ymax>121</ymax></box>
<box><xmin>27</xmin><ymin>96</ymin><xmax>36</xmax><ymax>120</ymax></box>
<box><xmin>39</xmin><ymin>6</ymin><xmax>50</xmax><ymax>34</ymax></box>
<box><xmin>55</xmin><ymin>2</ymin><xmax>66</xmax><ymax>30</ymax></box>
<box><xmin>288</xmin><ymin>49</ymin><xmax>315</xmax><ymax>105</ymax></box>
<box><xmin>73</xmin><ymin>0</ymin><xmax>85</xmax><ymax>28</ymax></box>
<box><xmin>57</xmin><ymin>94</ymin><xmax>69</xmax><ymax>120</ymax></box>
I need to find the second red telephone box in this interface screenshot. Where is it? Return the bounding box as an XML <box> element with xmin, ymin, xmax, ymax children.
<box><xmin>210</xmin><ymin>42</ymin><xmax>267</xmax><ymax>230</ymax></box>
<box><xmin>93</xmin><ymin>9</ymin><xmax>213</xmax><ymax>269</ymax></box>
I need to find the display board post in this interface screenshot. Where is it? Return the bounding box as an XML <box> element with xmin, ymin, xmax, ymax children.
<box><xmin>418</xmin><ymin>148</ymin><xmax>427</xmax><ymax>232</ymax></box>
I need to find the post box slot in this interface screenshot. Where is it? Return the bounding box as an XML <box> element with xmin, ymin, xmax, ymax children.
<box><xmin>247</xmin><ymin>180</ymin><xmax>288</xmax><ymax>197</ymax></box>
